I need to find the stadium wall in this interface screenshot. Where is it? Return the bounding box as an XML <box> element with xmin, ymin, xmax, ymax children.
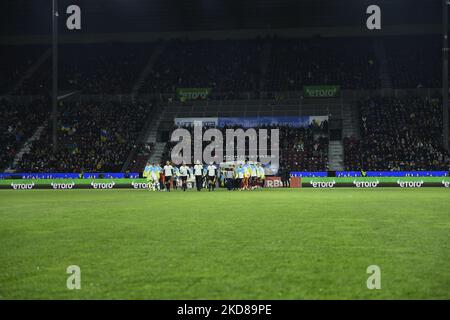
<box><xmin>0</xmin><ymin>87</ymin><xmax>442</xmax><ymax>103</ymax></box>
<box><xmin>1</xmin><ymin>177</ymin><xmax>449</xmax><ymax>190</ymax></box>
<box><xmin>0</xmin><ymin>24</ymin><xmax>442</xmax><ymax>45</ymax></box>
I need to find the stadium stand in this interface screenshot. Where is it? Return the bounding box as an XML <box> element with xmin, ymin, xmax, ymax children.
<box><xmin>159</xmin><ymin>121</ymin><xmax>329</xmax><ymax>173</ymax></box>
<box><xmin>0</xmin><ymin>45</ymin><xmax>49</xmax><ymax>94</ymax></box>
<box><xmin>0</xmin><ymin>98</ymin><xmax>49</xmax><ymax>170</ymax></box>
<box><xmin>344</xmin><ymin>97</ymin><xmax>449</xmax><ymax>171</ymax></box>
<box><xmin>263</xmin><ymin>37</ymin><xmax>380</xmax><ymax>91</ymax></box>
<box><xmin>279</xmin><ymin>121</ymin><xmax>329</xmax><ymax>172</ymax></box>
<box><xmin>140</xmin><ymin>39</ymin><xmax>262</xmax><ymax>95</ymax></box>
<box><xmin>17</xmin><ymin>100</ymin><xmax>153</xmax><ymax>172</ymax></box>
<box><xmin>343</xmin><ymin>135</ymin><xmax>361</xmax><ymax>171</ymax></box>
<box><xmin>127</xmin><ymin>142</ymin><xmax>155</xmax><ymax>172</ymax></box>
<box><xmin>6</xmin><ymin>36</ymin><xmax>443</xmax><ymax>96</ymax></box>
<box><xmin>1</xmin><ymin>35</ymin><xmax>447</xmax><ymax>174</ymax></box>
<box><xmin>385</xmin><ymin>35</ymin><xmax>441</xmax><ymax>89</ymax></box>
<box><xmin>14</xmin><ymin>43</ymin><xmax>154</xmax><ymax>95</ymax></box>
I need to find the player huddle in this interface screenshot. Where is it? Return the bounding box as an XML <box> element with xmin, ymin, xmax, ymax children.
<box><xmin>229</xmin><ymin>161</ymin><xmax>266</xmax><ymax>191</ymax></box>
<box><xmin>142</xmin><ymin>160</ymin><xmax>266</xmax><ymax>192</ymax></box>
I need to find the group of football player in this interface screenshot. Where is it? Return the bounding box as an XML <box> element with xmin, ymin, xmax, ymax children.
<box><xmin>142</xmin><ymin>160</ymin><xmax>266</xmax><ymax>192</ymax></box>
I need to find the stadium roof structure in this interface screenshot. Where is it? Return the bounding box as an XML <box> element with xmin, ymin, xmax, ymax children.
<box><xmin>0</xmin><ymin>0</ymin><xmax>442</xmax><ymax>37</ymax></box>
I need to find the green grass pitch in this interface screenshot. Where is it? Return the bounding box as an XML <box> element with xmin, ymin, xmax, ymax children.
<box><xmin>0</xmin><ymin>188</ymin><xmax>448</xmax><ymax>299</ymax></box>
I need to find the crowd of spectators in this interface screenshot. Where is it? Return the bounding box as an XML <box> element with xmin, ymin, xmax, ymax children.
<box><xmin>2</xmin><ymin>36</ymin><xmax>447</xmax><ymax>175</ymax></box>
<box><xmin>385</xmin><ymin>35</ymin><xmax>441</xmax><ymax>89</ymax></box>
<box><xmin>279</xmin><ymin>120</ymin><xmax>329</xmax><ymax>172</ymax></box>
<box><xmin>158</xmin><ymin>120</ymin><xmax>329</xmax><ymax>174</ymax></box>
<box><xmin>264</xmin><ymin>37</ymin><xmax>380</xmax><ymax>91</ymax></box>
<box><xmin>18</xmin><ymin>100</ymin><xmax>153</xmax><ymax>172</ymax></box>
<box><xmin>127</xmin><ymin>142</ymin><xmax>154</xmax><ymax>172</ymax></box>
<box><xmin>344</xmin><ymin>97</ymin><xmax>449</xmax><ymax>171</ymax></box>
<box><xmin>0</xmin><ymin>45</ymin><xmax>48</xmax><ymax>94</ymax></box>
<box><xmin>0</xmin><ymin>98</ymin><xmax>49</xmax><ymax>170</ymax></box>
<box><xmin>15</xmin><ymin>43</ymin><xmax>154</xmax><ymax>95</ymax></box>
<box><xmin>141</xmin><ymin>39</ymin><xmax>261</xmax><ymax>95</ymax></box>
<box><xmin>5</xmin><ymin>36</ymin><xmax>443</xmax><ymax>97</ymax></box>
<box><xmin>343</xmin><ymin>135</ymin><xmax>360</xmax><ymax>171</ymax></box>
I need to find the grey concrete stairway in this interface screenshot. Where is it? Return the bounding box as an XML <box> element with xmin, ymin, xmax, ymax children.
<box><xmin>6</xmin><ymin>121</ymin><xmax>48</xmax><ymax>172</ymax></box>
<box><xmin>342</xmin><ymin>103</ymin><xmax>360</xmax><ymax>139</ymax></box>
<box><xmin>328</xmin><ymin>140</ymin><xmax>344</xmax><ymax>171</ymax></box>
<box><xmin>120</xmin><ymin>102</ymin><xmax>164</xmax><ymax>171</ymax></box>
<box><xmin>147</xmin><ymin>142</ymin><xmax>167</xmax><ymax>164</ymax></box>
<box><xmin>145</xmin><ymin>108</ymin><xmax>167</xmax><ymax>164</ymax></box>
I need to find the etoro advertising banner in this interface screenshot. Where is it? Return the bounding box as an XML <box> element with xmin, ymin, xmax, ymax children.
<box><xmin>176</xmin><ymin>88</ymin><xmax>211</xmax><ymax>101</ymax></box>
<box><xmin>303</xmin><ymin>85</ymin><xmax>340</xmax><ymax>98</ymax></box>
<box><xmin>1</xmin><ymin>177</ymin><xmax>449</xmax><ymax>189</ymax></box>
<box><xmin>299</xmin><ymin>177</ymin><xmax>450</xmax><ymax>188</ymax></box>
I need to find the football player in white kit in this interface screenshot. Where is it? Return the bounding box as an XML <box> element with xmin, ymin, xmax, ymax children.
<box><xmin>179</xmin><ymin>162</ymin><xmax>189</xmax><ymax>192</ymax></box>
<box><xmin>206</xmin><ymin>161</ymin><xmax>217</xmax><ymax>191</ymax></box>
<box><xmin>193</xmin><ymin>160</ymin><xmax>204</xmax><ymax>191</ymax></box>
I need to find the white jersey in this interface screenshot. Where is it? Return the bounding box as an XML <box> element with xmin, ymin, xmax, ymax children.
<box><xmin>179</xmin><ymin>165</ymin><xmax>189</xmax><ymax>177</ymax></box>
<box><xmin>193</xmin><ymin>164</ymin><xmax>203</xmax><ymax>176</ymax></box>
<box><xmin>207</xmin><ymin>165</ymin><xmax>217</xmax><ymax>177</ymax></box>
<box><xmin>163</xmin><ymin>165</ymin><xmax>173</xmax><ymax>176</ymax></box>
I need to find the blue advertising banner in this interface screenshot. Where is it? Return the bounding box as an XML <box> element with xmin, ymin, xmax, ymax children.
<box><xmin>290</xmin><ymin>172</ymin><xmax>328</xmax><ymax>177</ymax></box>
<box><xmin>0</xmin><ymin>173</ymin><xmax>81</xmax><ymax>179</ymax></box>
<box><xmin>2</xmin><ymin>171</ymin><xmax>446</xmax><ymax>180</ymax></box>
<box><xmin>218</xmin><ymin>116</ymin><xmax>311</xmax><ymax>128</ymax></box>
<box><xmin>0</xmin><ymin>172</ymin><xmax>140</xmax><ymax>179</ymax></box>
<box><xmin>82</xmin><ymin>173</ymin><xmax>125</xmax><ymax>179</ymax></box>
<box><xmin>174</xmin><ymin>116</ymin><xmax>327</xmax><ymax>128</ymax></box>
<box><xmin>337</xmin><ymin>171</ymin><xmax>449</xmax><ymax>177</ymax></box>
